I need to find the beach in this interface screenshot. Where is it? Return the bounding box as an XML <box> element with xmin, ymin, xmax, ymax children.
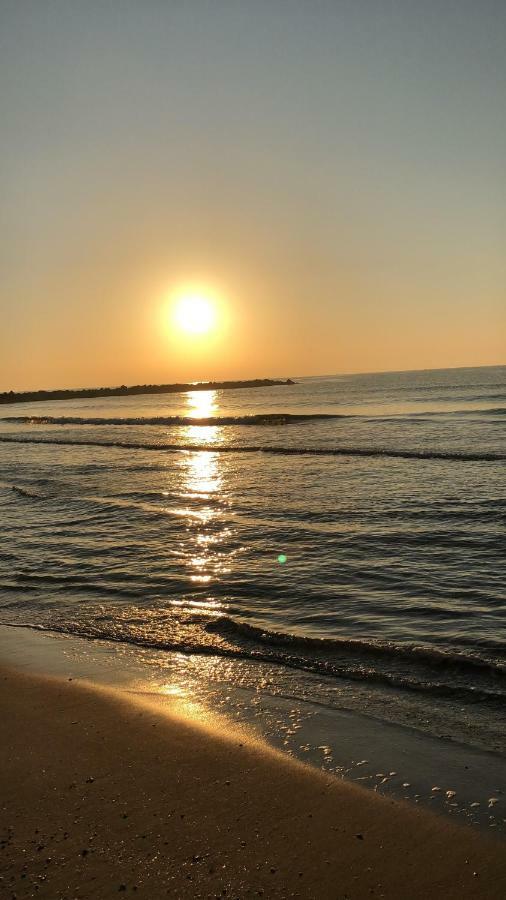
<box><xmin>3</xmin><ymin>0</ymin><xmax>505</xmax><ymax>892</ymax></box>
<box><xmin>2</xmin><ymin>664</ymin><xmax>506</xmax><ymax>900</ymax></box>
<box><xmin>1</xmin><ymin>369</ymin><xmax>505</xmax><ymax>896</ymax></box>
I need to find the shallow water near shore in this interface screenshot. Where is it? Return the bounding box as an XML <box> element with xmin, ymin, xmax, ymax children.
<box><xmin>1</xmin><ymin>366</ymin><xmax>505</xmax><ymax>819</ymax></box>
<box><xmin>1</xmin><ymin>624</ymin><xmax>504</xmax><ymax>837</ymax></box>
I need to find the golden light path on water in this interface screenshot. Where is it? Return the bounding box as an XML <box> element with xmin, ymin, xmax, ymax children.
<box><xmin>178</xmin><ymin>390</ymin><xmax>228</xmax><ymax>597</ymax></box>
<box><xmin>154</xmin><ymin>390</ymin><xmax>234</xmax><ymax>704</ymax></box>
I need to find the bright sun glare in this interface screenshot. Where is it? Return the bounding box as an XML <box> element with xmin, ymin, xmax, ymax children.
<box><xmin>173</xmin><ymin>291</ymin><xmax>217</xmax><ymax>335</ymax></box>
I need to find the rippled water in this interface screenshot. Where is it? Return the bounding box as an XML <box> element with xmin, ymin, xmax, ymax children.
<box><xmin>1</xmin><ymin>366</ymin><xmax>505</xmax><ymax>750</ymax></box>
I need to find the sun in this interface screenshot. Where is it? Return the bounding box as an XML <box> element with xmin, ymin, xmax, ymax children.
<box><xmin>173</xmin><ymin>291</ymin><xmax>217</xmax><ymax>335</ymax></box>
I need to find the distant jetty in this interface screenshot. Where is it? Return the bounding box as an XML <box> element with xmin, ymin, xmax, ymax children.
<box><xmin>0</xmin><ymin>378</ymin><xmax>296</xmax><ymax>406</ymax></box>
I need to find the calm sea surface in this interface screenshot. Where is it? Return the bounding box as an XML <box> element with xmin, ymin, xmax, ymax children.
<box><xmin>1</xmin><ymin>366</ymin><xmax>505</xmax><ymax>751</ymax></box>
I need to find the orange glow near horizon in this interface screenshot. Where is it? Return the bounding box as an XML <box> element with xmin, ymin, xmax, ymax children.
<box><xmin>2</xmin><ymin>3</ymin><xmax>505</xmax><ymax>392</ymax></box>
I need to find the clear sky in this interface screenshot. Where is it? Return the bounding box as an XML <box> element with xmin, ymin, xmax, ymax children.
<box><xmin>1</xmin><ymin>0</ymin><xmax>505</xmax><ymax>390</ymax></box>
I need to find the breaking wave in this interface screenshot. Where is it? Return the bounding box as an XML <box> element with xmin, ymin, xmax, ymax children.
<box><xmin>1</xmin><ymin>617</ymin><xmax>505</xmax><ymax>706</ymax></box>
<box><xmin>0</xmin><ymin>434</ymin><xmax>504</xmax><ymax>462</ymax></box>
<box><xmin>1</xmin><ymin>407</ymin><xmax>505</xmax><ymax>427</ymax></box>
<box><xmin>10</xmin><ymin>485</ymin><xmax>46</xmax><ymax>500</ymax></box>
<box><xmin>1</xmin><ymin>413</ymin><xmax>344</xmax><ymax>426</ymax></box>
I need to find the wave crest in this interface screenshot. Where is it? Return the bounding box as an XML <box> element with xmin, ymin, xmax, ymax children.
<box><xmin>2</xmin><ymin>413</ymin><xmax>343</xmax><ymax>426</ymax></box>
<box><xmin>0</xmin><ymin>435</ymin><xmax>504</xmax><ymax>463</ymax></box>
<box><xmin>1</xmin><ymin>617</ymin><xmax>504</xmax><ymax>707</ymax></box>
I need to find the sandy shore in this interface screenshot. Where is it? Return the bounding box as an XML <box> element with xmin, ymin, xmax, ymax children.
<box><xmin>1</xmin><ymin>666</ymin><xmax>505</xmax><ymax>899</ymax></box>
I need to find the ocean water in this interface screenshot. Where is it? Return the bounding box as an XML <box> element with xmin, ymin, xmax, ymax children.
<box><xmin>1</xmin><ymin>366</ymin><xmax>505</xmax><ymax>754</ymax></box>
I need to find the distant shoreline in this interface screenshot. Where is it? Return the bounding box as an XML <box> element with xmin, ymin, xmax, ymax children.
<box><xmin>0</xmin><ymin>378</ymin><xmax>295</xmax><ymax>406</ymax></box>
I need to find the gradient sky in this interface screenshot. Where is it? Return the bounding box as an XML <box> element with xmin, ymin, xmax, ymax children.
<box><xmin>1</xmin><ymin>0</ymin><xmax>505</xmax><ymax>390</ymax></box>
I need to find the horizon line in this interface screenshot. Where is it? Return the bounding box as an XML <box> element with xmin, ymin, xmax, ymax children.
<box><xmin>2</xmin><ymin>361</ymin><xmax>505</xmax><ymax>396</ymax></box>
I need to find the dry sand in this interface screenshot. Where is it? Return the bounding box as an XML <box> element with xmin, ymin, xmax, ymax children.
<box><xmin>1</xmin><ymin>665</ymin><xmax>505</xmax><ymax>899</ymax></box>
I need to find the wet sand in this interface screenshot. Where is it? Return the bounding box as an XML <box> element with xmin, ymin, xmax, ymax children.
<box><xmin>1</xmin><ymin>665</ymin><xmax>505</xmax><ymax>899</ymax></box>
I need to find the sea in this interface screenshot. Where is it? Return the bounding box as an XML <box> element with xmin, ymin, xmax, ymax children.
<box><xmin>0</xmin><ymin>365</ymin><xmax>505</xmax><ymax>821</ymax></box>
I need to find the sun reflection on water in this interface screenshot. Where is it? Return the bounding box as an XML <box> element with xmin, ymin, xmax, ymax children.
<box><xmin>185</xmin><ymin>450</ymin><xmax>222</xmax><ymax>500</ymax></box>
<box><xmin>185</xmin><ymin>448</ymin><xmax>224</xmax><ymax>581</ymax></box>
<box><xmin>171</xmin><ymin>388</ymin><xmax>231</xmax><ymax>602</ymax></box>
<box><xmin>159</xmin><ymin>683</ymin><xmax>187</xmax><ymax>698</ymax></box>
<box><xmin>187</xmin><ymin>389</ymin><xmax>217</xmax><ymax>418</ymax></box>
<box><xmin>185</xmin><ymin>390</ymin><xmax>223</xmax><ymax>447</ymax></box>
<box><xmin>168</xmin><ymin>597</ymin><xmax>222</xmax><ymax>613</ymax></box>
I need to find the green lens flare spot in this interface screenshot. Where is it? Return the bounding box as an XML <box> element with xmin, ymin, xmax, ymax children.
<box><xmin>277</xmin><ymin>554</ymin><xmax>287</xmax><ymax>564</ymax></box>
